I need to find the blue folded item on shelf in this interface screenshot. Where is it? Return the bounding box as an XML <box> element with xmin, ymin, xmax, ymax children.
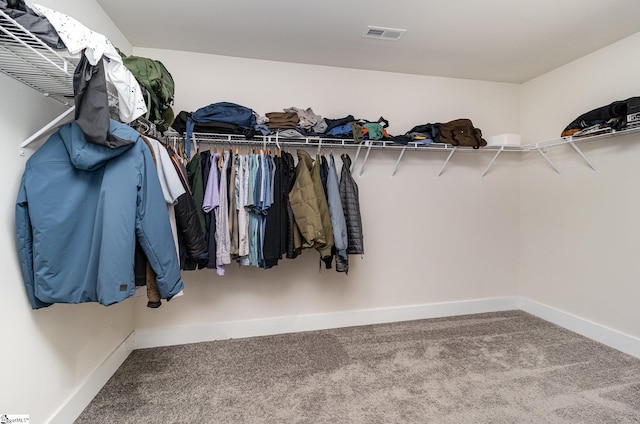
<box><xmin>326</xmin><ymin>124</ymin><xmax>353</xmax><ymax>138</ymax></box>
<box><xmin>186</xmin><ymin>102</ymin><xmax>257</xmax><ymax>156</ymax></box>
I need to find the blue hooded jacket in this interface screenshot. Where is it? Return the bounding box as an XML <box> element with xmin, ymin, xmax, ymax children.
<box><xmin>16</xmin><ymin>120</ymin><xmax>184</xmax><ymax>309</ymax></box>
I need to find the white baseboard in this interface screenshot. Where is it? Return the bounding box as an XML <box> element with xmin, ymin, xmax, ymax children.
<box><xmin>519</xmin><ymin>297</ymin><xmax>640</xmax><ymax>359</ymax></box>
<box><xmin>47</xmin><ymin>332</ymin><xmax>135</xmax><ymax>424</ymax></box>
<box><xmin>134</xmin><ymin>296</ymin><xmax>520</xmax><ymax>349</ymax></box>
<box><xmin>134</xmin><ymin>296</ymin><xmax>640</xmax><ymax>358</ymax></box>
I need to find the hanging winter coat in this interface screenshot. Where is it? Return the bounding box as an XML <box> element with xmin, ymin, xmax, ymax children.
<box><xmin>16</xmin><ymin>120</ymin><xmax>183</xmax><ymax>308</ymax></box>
<box><xmin>327</xmin><ymin>154</ymin><xmax>348</xmax><ymax>254</ymax></box>
<box><xmin>311</xmin><ymin>153</ymin><xmax>334</xmax><ymax>261</ymax></box>
<box><xmin>289</xmin><ymin>150</ymin><xmax>331</xmax><ymax>253</ymax></box>
<box><xmin>326</xmin><ymin>154</ymin><xmax>348</xmax><ymax>271</ymax></box>
<box><xmin>339</xmin><ymin>153</ymin><xmax>364</xmax><ymax>255</ymax></box>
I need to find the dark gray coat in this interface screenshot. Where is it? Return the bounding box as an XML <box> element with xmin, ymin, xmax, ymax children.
<box><xmin>339</xmin><ymin>154</ymin><xmax>364</xmax><ymax>255</ymax></box>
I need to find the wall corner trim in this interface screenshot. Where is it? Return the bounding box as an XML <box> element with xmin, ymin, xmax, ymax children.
<box><xmin>519</xmin><ymin>297</ymin><xmax>640</xmax><ymax>359</ymax></box>
<box><xmin>47</xmin><ymin>331</ymin><xmax>135</xmax><ymax>424</ymax></box>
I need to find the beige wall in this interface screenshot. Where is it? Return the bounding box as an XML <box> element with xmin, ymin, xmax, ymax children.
<box><xmin>134</xmin><ymin>48</ymin><xmax>521</xmax><ymax>137</ymax></box>
<box><xmin>519</xmin><ymin>31</ymin><xmax>640</xmax><ymax>337</ymax></box>
<box><xmin>520</xmin><ymin>32</ymin><xmax>640</xmax><ymax>144</ymax></box>
<box><xmin>132</xmin><ymin>47</ymin><xmax>522</xmax><ymax>332</ymax></box>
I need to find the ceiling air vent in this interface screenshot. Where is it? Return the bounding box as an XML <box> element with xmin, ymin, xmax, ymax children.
<box><xmin>362</xmin><ymin>26</ymin><xmax>406</xmax><ymax>41</ymax></box>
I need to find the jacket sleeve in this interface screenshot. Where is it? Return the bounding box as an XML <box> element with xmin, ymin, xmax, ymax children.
<box><xmin>15</xmin><ymin>173</ymin><xmax>52</xmax><ymax>309</ymax></box>
<box><xmin>327</xmin><ymin>163</ymin><xmax>348</xmax><ymax>252</ymax></box>
<box><xmin>154</xmin><ymin>140</ymin><xmax>186</xmax><ymax>204</ymax></box>
<box><xmin>136</xmin><ymin>146</ymin><xmax>184</xmax><ymax>299</ymax></box>
<box><xmin>174</xmin><ymin>192</ymin><xmax>208</xmax><ymax>258</ymax></box>
<box><xmin>289</xmin><ymin>165</ymin><xmax>323</xmax><ymax>248</ymax></box>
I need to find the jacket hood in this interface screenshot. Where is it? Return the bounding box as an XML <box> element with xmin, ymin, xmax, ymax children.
<box><xmin>296</xmin><ymin>149</ymin><xmax>314</xmax><ymax>170</ymax></box>
<box><xmin>60</xmin><ymin>120</ymin><xmax>139</xmax><ymax>171</ymax></box>
<box><xmin>340</xmin><ymin>153</ymin><xmax>352</xmax><ymax>169</ymax></box>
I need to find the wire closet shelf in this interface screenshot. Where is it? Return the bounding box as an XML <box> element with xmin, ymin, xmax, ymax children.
<box><xmin>0</xmin><ymin>8</ymin><xmax>75</xmax><ymax>105</ymax></box>
<box><xmin>3</xmin><ymin>8</ymin><xmax>640</xmax><ymax>173</ymax></box>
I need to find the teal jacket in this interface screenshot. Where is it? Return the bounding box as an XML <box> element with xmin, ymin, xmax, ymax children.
<box><xmin>16</xmin><ymin>120</ymin><xmax>183</xmax><ymax>309</ymax></box>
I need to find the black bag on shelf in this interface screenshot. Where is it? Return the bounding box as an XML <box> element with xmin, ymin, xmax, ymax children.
<box><xmin>172</xmin><ymin>110</ymin><xmax>255</xmax><ymax>138</ymax></box>
<box><xmin>407</xmin><ymin>123</ymin><xmax>440</xmax><ymax>143</ymax></box>
<box><xmin>624</xmin><ymin>97</ymin><xmax>640</xmax><ymax>128</ymax></box>
<box><xmin>561</xmin><ymin>100</ymin><xmax>628</xmax><ymax>137</ymax></box>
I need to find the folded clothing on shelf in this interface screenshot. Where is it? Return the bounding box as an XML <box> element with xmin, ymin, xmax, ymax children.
<box><xmin>266</xmin><ymin>112</ymin><xmax>299</xmax><ymax>129</ymax></box>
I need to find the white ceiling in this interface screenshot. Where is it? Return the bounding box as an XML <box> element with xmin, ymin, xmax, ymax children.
<box><xmin>96</xmin><ymin>0</ymin><xmax>640</xmax><ymax>84</ymax></box>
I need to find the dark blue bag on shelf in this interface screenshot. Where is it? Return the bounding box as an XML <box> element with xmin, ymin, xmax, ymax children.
<box><xmin>189</xmin><ymin>102</ymin><xmax>256</xmax><ymax>128</ymax></box>
<box><xmin>185</xmin><ymin>102</ymin><xmax>257</xmax><ymax>155</ymax></box>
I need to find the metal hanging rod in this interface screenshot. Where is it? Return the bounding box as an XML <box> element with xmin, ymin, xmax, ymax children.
<box><xmin>172</xmin><ymin>133</ymin><xmax>370</xmax><ymax>150</ymax></box>
<box><xmin>177</xmin><ymin>131</ymin><xmax>639</xmax><ymax>178</ymax></box>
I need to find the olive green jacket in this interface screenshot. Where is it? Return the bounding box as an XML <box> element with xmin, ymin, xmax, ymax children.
<box><xmin>289</xmin><ymin>150</ymin><xmax>333</xmax><ymax>257</ymax></box>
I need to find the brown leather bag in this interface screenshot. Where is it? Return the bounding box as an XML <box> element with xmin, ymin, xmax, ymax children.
<box><xmin>439</xmin><ymin>119</ymin><xmax>487</xmax><ymax>149</ymax></box>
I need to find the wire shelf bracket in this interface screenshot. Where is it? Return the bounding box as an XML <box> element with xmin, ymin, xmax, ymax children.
<box><xmin>437</xmin><ymin>147</ymin><xmax>457</xmax><ymax>177</ymax></box>
<box><xmin>358</xmin><ymin>141</ymin><xmax>374</xmax><ymax>177</ymax></box>
<box><xmin>568</xmin><ymin>140</ymin><xmax>597</xmax><ymax>172</ymax></box>
<box><xmin>481</xmin><ymin>146</ymin><xmax>504</xmax><ymax>177</ymax></box>
<box><xmin>391</xmin><ymin>146</ymin><xmax>407</xmax><ymax>177</ymax></box>
<box><xmin>536</xmin><ymin>147</ymin><xmax>561</xmax><ymax>174</ymax></box>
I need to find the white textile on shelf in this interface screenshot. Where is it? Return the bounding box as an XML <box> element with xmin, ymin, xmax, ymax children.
<box><xmin>31</xmin><ymin>4</ymin><xmax>147</xmax><ymax>123</ymax></box>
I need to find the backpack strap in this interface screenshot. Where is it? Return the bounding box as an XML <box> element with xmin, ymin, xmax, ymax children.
<box><xmin>472</xmin><ymin>127</ymin><xmax>483</xmax><ymax>149</ymax></box>
<box><xmin>376</xmin><ymin>116</ymin><xmax>389</xmax><ymax>128</ymax></box>
<box><xmin>185</xmin><ymin>118</ymin><xmax>195</xmax><ymax>157</ymax></box>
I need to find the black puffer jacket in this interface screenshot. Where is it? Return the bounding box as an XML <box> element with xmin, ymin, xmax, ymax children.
<box><xmin>339</xmin><ymin>154</ymin><xmax>364</xmax><ymax>255</ymax></box>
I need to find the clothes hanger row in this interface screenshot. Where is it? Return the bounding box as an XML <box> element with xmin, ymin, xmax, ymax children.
<box><xmin>168</xmin><ymin>135</ymin><xmax>354</xmax><ymax>166</ymax></box>
<box><xmin>193</xmin><ymin>139</ymin><xmax>349</xmax><ymax>155</ymax></box>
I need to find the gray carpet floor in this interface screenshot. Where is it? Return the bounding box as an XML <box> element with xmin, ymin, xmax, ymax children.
<box><xmin>75</xmin><ymin>311</ymin><xmax>640</xmax><ymax>423</ymax></box>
